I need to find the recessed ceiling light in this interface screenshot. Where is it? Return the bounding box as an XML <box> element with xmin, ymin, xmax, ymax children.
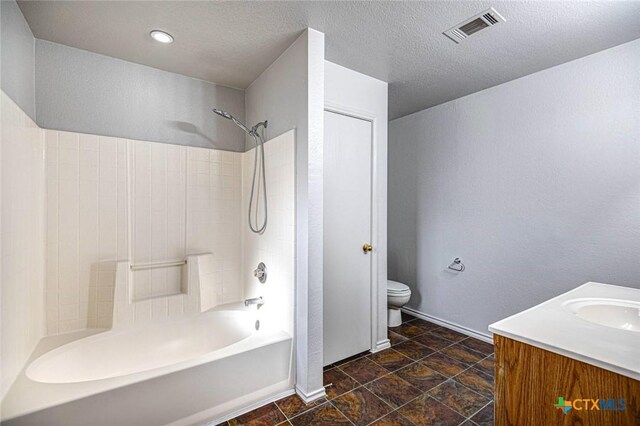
<box><xmin>150</xmin><ymin>30</ymin><xmax>174</xmax><ymax>44</ymax></box>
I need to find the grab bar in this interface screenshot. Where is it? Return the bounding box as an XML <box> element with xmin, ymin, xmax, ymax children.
<box><xmin>130</xmin><ymin>259</ymin><xmax>186</xmax><ymax>271</ymax></box>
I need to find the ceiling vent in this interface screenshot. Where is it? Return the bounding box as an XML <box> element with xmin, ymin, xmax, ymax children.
<box><xmin>443</xmin><ymin>8</ymin><xmax>506</xmax><ymax>44</ymax></box>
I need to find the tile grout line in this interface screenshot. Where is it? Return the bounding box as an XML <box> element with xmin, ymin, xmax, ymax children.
<box><xmin>75</xmin><ymin>134</ymin><xmax>80</xmax><ymax>331</ymax></box>
<box><xmin>333</xmin><ymin>354</ymin><xmax>464</xmax><ymax>425</ymax></box>
<box><xmin>374</xmin><ymin>362</ymin><xmax>452</xmax><ymax>418</ymax></box>
<box><xmin>272</xmin><ymin>400</ymin><xmax>289</xmax><ymax>424</ymax></box>
<box><xmin>363</xmin><ymin>383</ymin><xmax>419</xmax><ymax>426</ymax></box>
<box><xmin>393</xmin><ymin>318</ymin><xmax>495</xmax><ymax>424</ymax></box>
<box><xmin>55</xmin><ymin>131</ymin><xmax>60</xmax><ymax>333</ymax></box>
<box><xmin>326</xmin><ymin>363</ymin><xmax>411</xmax><ymax>426</ymax></box>
<box><xmin>327</xmin><ymin>399</ymin><xmax>357</xmax><ymax>426</ymax></box>
<box><xmin>464</xmin><ymin>399</ymin><xmax>493</xmax><ymax>424</ymax></box>
<box><xmin>427</xmin><ymin>378</ymin><xmax>492</xmax><ymax>421</ymax></box>
<box><xmin>439</xmin><ymin>350</ymin><xmax>495</xmax><ymax>413</ymax></box>
<box><xmin>278</xmin><ymin>395</ymin><xmax>329</xmax><ymax>422</ymax></box>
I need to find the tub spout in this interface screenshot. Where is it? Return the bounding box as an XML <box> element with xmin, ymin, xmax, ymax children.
<box><xmin>244</xmin><ymin>296</ymin><xmax>264</xmax><ymax>309</ymax></box>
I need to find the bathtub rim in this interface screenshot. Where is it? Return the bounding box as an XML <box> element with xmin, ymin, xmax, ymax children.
<box><xmin>1</xmin><ymin>305</ymin><xmax>292</xmax><ymax>421</ymax></box>
<box><xmin>26</xmin><ymin>309</ymin><xmax>255</xmax><ymax>384</ymax></box>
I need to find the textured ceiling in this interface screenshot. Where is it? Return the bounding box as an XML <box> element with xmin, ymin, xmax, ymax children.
<box><xmin>17</xmin><ymin>1</ymin><xmax>640</xmax><ymax>120</ymax></box>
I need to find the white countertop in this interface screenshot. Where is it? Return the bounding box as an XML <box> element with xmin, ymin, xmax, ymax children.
<box><xmin>489</xmin><ymin>282</ymin><xmax>640</xmax><ymax>381</ymax></box>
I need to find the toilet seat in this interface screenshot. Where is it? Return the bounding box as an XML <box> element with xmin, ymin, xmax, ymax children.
<box><xmin>387</xmin><ymin>280</ymin><xmax>410</xmax><ymax>295</ymax></box>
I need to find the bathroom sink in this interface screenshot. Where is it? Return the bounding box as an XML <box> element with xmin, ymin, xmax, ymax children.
<box><xmin>563</xmin><ymin>298</ymin><xmax>640</xmax><ymax>332</ymax></box>
<box><xmin>490</xmin><ymin>283</ymin><xmax>640</xmax><ymax>381</ymax></box>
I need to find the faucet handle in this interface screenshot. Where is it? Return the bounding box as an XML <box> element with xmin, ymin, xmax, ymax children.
<box><xmin>254</xmin><ymin>262</ymin><xmax>267</xmax><ymax>283</ymax></box>
<box><xmin>244</xmin><ymin>296</ymin><xmax>265</xmax><ymax>309</ymax></box>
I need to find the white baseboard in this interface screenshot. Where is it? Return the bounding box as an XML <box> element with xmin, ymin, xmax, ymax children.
<box><xmin>295</xmin><ymin>386</ymin><xmax>327</xmax><ymax>404</ymax></box>
<box><xmin>372</xmin><ymin>339</ymin><xmax>391</xmax><ymax>353</ymax></box>
<box><xmin>203</xmin><ymin>388</ymin><xmax>295</xmax><ymax>425</ymax></box>
<box><xmin>401</xmin><ymin>307</ymin><xmax>493</xmax><ymax>343</ymax></box>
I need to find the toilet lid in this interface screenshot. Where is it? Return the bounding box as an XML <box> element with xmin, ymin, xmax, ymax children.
<box><xmin>387</xmin><ymin>280</ymin><xmax>410</xmax><ymax>294</ymax></box>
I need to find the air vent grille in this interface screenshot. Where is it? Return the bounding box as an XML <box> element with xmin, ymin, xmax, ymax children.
<box><xmin>443</xmin><ymin>8</ymin><xmax>506</xmax><ymax>44</ymax></box>
<box><xmin>459</xmin><ymin>18</ymin><xmax>489</xmax><ymax>36</ymax></box>
<box><xmin>483</xmin><ymin>13</ymin><xmax>499</xmax><ymax>25</ymax></box>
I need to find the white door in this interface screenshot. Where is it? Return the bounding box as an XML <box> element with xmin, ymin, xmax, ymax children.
<box><xmin>323</xmin><ymin>110</ymin><xmax>373</xmax><ymax>366</ymax></box>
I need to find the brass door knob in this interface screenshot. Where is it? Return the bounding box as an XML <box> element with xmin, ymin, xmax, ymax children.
<box><xmin>363</xmin><ymin>243</ymin><xmax>373</xmax><ymax>253</ymax></box>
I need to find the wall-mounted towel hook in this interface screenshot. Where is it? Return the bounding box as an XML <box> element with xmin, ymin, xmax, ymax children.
<box><xmin>448</xmin><ymin>258</ymin><xmax>465</xmax><ymax>272</ymax></box>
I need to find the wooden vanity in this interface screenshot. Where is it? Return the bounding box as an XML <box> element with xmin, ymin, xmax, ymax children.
<box><xmin>494</xmin><ymin>335</ymin><xmax>640</xmax><ymax>425</ymax></box>
<box><xmin>489</xmin><ymin>283</ymin><xmax>640</xmax><ymax>426</ymax></box>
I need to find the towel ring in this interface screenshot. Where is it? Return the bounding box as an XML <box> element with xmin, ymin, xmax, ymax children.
<box><xmin>448</xmin><ymin>258</ymin><xmax>465</xmax><ymax>272</ymax></box>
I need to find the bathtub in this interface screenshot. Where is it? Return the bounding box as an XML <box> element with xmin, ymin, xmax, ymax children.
<box><xmin>1</xmin><ymin>305</ymin><xmax>294</xmax><ymax>425</ymax></box>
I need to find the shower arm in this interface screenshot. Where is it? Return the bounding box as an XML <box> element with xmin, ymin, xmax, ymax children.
<box><xmin>250</xmin><ymin>121</ymin><xmax>268</xmax><ymax>137</ymax></box>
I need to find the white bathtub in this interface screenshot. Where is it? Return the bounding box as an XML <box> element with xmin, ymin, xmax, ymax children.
<box><xmin>2</xmin><ymin>305</ymin><xmax>294</xmax><ymax>425</ymax></box>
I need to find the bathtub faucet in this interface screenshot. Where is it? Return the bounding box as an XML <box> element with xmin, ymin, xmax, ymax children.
<box><xmin>244</xmin><ymin>296</ymin><xmax>264</xmax><ymax>309</ymax></box>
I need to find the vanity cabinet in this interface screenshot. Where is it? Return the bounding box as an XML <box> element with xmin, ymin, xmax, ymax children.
<box><xmin>494</xmin><ymin>335</ymin><xmax>640</xmax><ymax>426</ymax></box>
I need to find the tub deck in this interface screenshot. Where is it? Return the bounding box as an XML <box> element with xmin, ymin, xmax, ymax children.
<box><xmin>2</xmin><ymin>307</ymin><xmax>293</xmax><ymax>425</ymax></box>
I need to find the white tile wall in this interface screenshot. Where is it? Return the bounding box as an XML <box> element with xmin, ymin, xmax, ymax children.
<box><xmin>45</xmin><ymin>132</ymin><xmax>243</xmax><ymax>334</ymax></box>
<box><xmin>1</xmin><ymin>91</ymin><xmax>46</xmax><ymax>398</ymax></box>
<box><xmin>45</xmin><ymin>131</ymin><xmax>128</xmax><ymax>333</ymax></box>
<box><xmin>130</xmin><ymin>141</ymin><xmax>187</xmax><ymax>300</ymax></box>
<box><xmin>187</xmin><ymin>147</ymin><xmax>243</xmax><ymax>304</ymax></box>
<box><xmin>242</xmin><ymin>130</ymin><xmax>295</xmax><ymax>335</ymax></box>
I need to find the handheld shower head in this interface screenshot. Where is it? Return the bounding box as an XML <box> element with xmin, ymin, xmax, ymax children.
<box><xmin>212</xmin><ymin>108</ymin><xmax>232</xmax><ymax>119</ymax></box>
<box><xmin>212</xmin><ymin>106</ymin><xmax>269</xmax><ymax>234</ymax></box>
<box><xmin>212</xmin><ymin>108</ymin><xmax>254</xmax><ymax>135</ymax></box>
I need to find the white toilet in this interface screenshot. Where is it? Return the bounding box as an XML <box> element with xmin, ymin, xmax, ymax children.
<box><xmin>387</xmin><ymin>280</ymin><xmax>412</xmax><ymax>327</ymax></box>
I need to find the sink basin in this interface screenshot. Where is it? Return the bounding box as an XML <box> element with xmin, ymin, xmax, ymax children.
<box><xmin>563</xmin><ymin>298</ymin><xmax>640</xmax><ymax>332</ymax></box>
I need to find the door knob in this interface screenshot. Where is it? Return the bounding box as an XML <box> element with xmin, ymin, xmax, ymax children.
<box><xmin>363</xmin><ymin>243</ymin><xmax>373</xmax><ymax>253</ymax></box>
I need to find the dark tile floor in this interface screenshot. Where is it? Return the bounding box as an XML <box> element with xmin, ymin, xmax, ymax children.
<box><xmin>220</xmin><ymin>313</ymin><xmax>494</xmax><ymax>426</ymax></box>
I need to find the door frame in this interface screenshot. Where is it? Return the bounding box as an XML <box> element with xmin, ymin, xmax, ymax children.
<box><xmin>324</xmin><ymin>102</ymin><xmax>389</xmax><ymax>354</ymax></box>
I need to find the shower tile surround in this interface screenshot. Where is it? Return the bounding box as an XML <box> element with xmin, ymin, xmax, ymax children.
<box><xmin>2</xmin><ymin>85</ymin><xmax>295</xmax><ymax>420</ymax></box>
<box><xmin>44</xmin><ymin>130</ymin><xmax>239</xmax><ymax>333</ymax></box>
<box><xmin>1</xmin><ymin>91</ymin><xmax>46</xmax><ymax>398</ymax></box>
<box><xmin>223</xmin><ymin>314</ymin><xmax>495</xmax><ymax>426</ymax></box>
<box><xmin>242</xmin><ymin>131</ymin><xmax>295</xmax><ymax>336</ymax></box>
<box><xmin>42</xmin><ymin>127</ymin><xmax>294</xmax><ymax>335</ymax></box>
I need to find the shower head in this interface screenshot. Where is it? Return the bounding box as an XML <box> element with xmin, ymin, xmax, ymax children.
<box><xmin>212</xmin><ymin>108</ymin><xmax>267</xmax><ymax>137</ymax></box>
<box><xmin>212</xmin><ymin>108</ymin><xmax>253</xmax><ymax>135</ymax></box>
<box><xmin>212</xmin><ymin>108</ymin><xmax>233</xmax><ymax>120</ymax></box>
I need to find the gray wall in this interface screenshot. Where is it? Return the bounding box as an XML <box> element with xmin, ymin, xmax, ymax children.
<box><xmin>246</xmin><ymin>29</ymin><xmax>326</xmax><ymax>400</ymax></box>
<box><xmin>388</xmin><ymin>39</ymin><xmax>640</xmax><ymax>337</ymax></box>
<box><xmin>1</xmin><ymin>0</ymin><xmax>36</xmax><ymax>120</ymax></box>
<box><xmin>35</xmin><ymin>40</ymin><xmax>246</xmax><ymax>151</ymax></box>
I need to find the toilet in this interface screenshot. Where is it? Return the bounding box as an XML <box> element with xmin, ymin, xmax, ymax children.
<box><xmin>387</xmin><ymin>280</ymin><xmax>412</xmax><ymax>327</ymax></box>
